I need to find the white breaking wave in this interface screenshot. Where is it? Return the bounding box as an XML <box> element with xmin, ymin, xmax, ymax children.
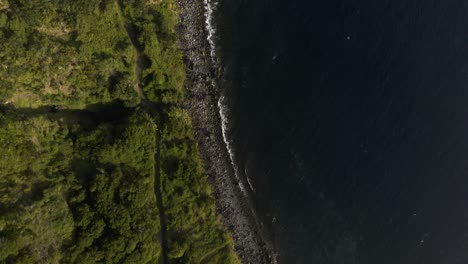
<box><xmin>204</xmin><ymin>0</ymin><xmax>256</xmax><ymax>196</ymax></box>
<box><xmin>246</xmin><ymin>174</ymin><xmax>256</xmax><ymax>193</ymax></box>
<box><xmin>203</xmin><ymin>0</ymin><xmax>217</xmax><ymax>61</ymax></box>
<box><xmin>218</xmin><ymin>96</ymin><xmax>250</xmax><ymax>195</ymax></box>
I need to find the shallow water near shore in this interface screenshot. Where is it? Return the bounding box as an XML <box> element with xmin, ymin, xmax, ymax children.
<box><xmin>210</xmin><ymin>0</ymin><xmax>468</xmax><ymax>263</ymax></box>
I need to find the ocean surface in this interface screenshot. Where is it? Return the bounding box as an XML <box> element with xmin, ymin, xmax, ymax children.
<box><xmin>208</xmin><ymin>0</ymin><xmax>468</xmax><ymax>263</ymax></box>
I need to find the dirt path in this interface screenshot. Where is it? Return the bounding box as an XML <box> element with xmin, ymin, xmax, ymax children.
<box><xmin>116</xmin><ymin>2</ymin><xmax>169</xmax><ymax>263</ymax></box>
<box><xmin>153</xmin><ymin>128</ymin><xmax>168</xmax><ymax>264</ymax></box>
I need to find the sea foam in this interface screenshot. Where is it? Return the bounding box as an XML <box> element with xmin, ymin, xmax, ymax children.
<box><xmin>218</xmin><ymin>96</ymin><xmax>249</xmax><ymax>195</ymax></box>
<box><xmin>203</xmin><ymin>0</ymin><xmax>255</xmax><ymax>196</ymax></box>
<box><xmin>203</xmin><ymin>0</ymin><xmax>217</xmax><ymax>61</ymax></box>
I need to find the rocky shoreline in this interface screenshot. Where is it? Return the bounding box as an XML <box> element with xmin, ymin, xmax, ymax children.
<box><xmin>175</xmin><ymin>0</ymin><xmax>277</xmax><ymax>263</ymax></box>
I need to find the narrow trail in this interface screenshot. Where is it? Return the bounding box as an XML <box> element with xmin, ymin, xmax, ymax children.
<box><xmin>153</xmin><ymin>128</ymin><xmax>168</xmax><ymax>264</ymax></box>
<box><xmin>116</xmin><ymin>2</ymin><xmax>169</xmax><ymax>263</ymax></box>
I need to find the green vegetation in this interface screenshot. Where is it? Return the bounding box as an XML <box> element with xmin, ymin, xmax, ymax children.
<box><xmin>0</xmin><ymin>109</ymin><xmax>161</xmax><ymax>263</ymax></box>
<box><xmin>0</xmin><ymin>0</ymin><xmax>240</xmax><ymax>263</ymax></box>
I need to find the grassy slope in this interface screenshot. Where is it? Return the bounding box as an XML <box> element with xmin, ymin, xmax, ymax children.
<box><xmin>0</xmin><ymin>0</ymin><xmax>239</xmax><ymax>263</ymax></box>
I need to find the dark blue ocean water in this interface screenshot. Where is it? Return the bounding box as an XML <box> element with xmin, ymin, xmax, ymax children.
<box><xmin>213</xmin><ymin>0</ymin><xmax>468</xmax><ymax>263</ymax></box>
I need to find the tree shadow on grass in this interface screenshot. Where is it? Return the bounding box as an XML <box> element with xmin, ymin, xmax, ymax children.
<box><xmin>0</xmin><ymin>100</ymin><xmax>136</xmax><ymax>125</ymax></box>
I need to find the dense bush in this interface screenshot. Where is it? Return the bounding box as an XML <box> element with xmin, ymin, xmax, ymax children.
<box><xmin>161</xmin><ymin>109</ymin><xmax>240</xmax><ymax>264</ymax></box>
<box><xmin>0</xmin><ymin>111</ymin><xmax>163</xmax><ymax>263</ymax></box>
